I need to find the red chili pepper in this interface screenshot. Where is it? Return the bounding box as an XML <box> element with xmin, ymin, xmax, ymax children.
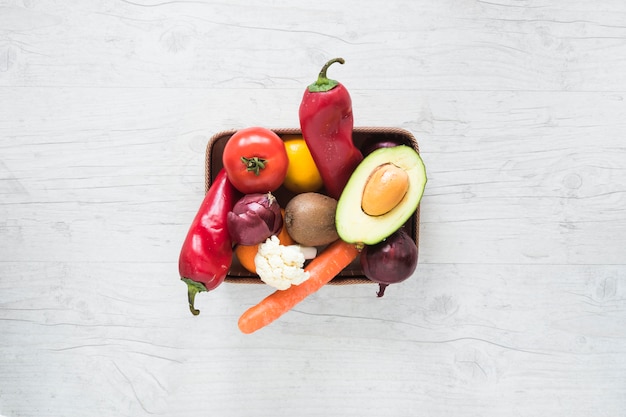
<box><xmin>179</xmin><ymin>169</ymin><xmax>240</xmax><ymax>316</ymax></box>
<box><xmin>298</xmin><ymin>57</ymin><xmax>363</xmax><ymax>200</ymax></box>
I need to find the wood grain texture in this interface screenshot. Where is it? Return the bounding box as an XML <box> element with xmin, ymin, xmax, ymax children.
<box><xmin>1</xmin><ymin>1</ymin><xmax>625</xmax><ymax>416</ymax></box>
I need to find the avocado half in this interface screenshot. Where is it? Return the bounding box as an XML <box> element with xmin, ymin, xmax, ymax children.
<box><xmin>335</xmin><ymin>145</ymin><xmax>427</xmax><ymax>246</ymax></box>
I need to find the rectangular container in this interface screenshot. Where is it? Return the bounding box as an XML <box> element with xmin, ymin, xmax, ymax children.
<box><xmin>206</xmin><ymin>127</ymin><xmax>421</xmax><ymax>284</ymax></box>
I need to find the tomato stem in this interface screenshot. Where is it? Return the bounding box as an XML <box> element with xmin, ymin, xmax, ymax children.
<box><xmin>241</xmin><ymin>156</ymin><xmax>267</xmax><ymax>176</ymax></box>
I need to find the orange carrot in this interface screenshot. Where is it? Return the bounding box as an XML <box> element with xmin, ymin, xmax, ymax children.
<box><xmin>238</xmin><ymin>239</ymin><xmax>360</xmax><ymax>334</ymax></box>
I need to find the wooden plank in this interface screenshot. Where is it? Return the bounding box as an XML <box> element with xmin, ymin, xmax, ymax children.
<box><xmin>1</xmin><ymin>2</ymin><xmax>626</xmax><ymax>91</ymax></box>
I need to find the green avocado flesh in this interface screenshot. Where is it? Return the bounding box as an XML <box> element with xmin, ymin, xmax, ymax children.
<box><xmin>335</xmin><ymin>145</ymin><xmax>427</xmax><ymax>246</ymax></box>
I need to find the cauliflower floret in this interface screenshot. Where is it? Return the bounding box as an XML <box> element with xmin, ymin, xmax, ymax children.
<box><xmin>255</xmin><ymin>235</ymin><xmax>310</xmax><ymax>290</ymax></box>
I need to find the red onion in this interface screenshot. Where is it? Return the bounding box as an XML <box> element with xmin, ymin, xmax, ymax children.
<box><xmin>360</xmin><ymin>228</ymin><xmax>418</xmax><ymax>297</ymax></box>
<box><xmin>360</xmin><ymin>136</ymin><xmax>407</xmax><ymax>157</ymax></box>
<box><xmin>227</xmin><ymin>192</ymin><xmax>283</xmax><ymax>245</ymax></box>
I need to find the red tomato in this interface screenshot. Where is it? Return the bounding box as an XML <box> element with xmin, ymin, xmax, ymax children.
<box><xmin>222</xmin><ymin>127</ymin><xmax>289</xmax><ymax>194</ymax></box>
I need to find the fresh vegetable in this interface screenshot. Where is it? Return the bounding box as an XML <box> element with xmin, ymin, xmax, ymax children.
<box><xmin>336</xmin><ymin>145</ymin><xmax>426</xmax><ymax>247</ymax></box>
<box><xmin>227</xmin><ymin>192</ymin><xmax>283</xmax><ymax>246</ymax></box>
<box><xmin>360</xmin><ymin>228</ymin><xmax>418</xmax><ymax>297</ymax></box>
<box><xmin>254</xmin><ymin>236</ymin><xmax>316</xmax><ymax>290</ymax></box>
<box><xmin>360</xmin><ymin>136</ymin><xmax>407</xmax><ymax>156</ymax></box>
<box><xmin>299</xmin><ymin>58</ymin><xmax>363</xmax><ymax>200</ymax></box>
<box><xmin>282</xmin><ymin>136</ymin><xmax>324</xmax><ymax>193</ymax></box>
<box><xmin>178</xmin><ymin>169</ymin><xmax>240</xmax><ymax>316</ymax></box>
<box><xmin>238</xmin><ymin>239</ymin><xmax>360</xmax><ymax>334</ymax></box>
<box><xmin>222</xmin><ymin>127</ymin><xmax>289</xmax><ymax>194</ymax></box>
<box><xmin>234</xmin><ymin>209</ymin><xmax>295</xmax><ymax>274</ymax></box>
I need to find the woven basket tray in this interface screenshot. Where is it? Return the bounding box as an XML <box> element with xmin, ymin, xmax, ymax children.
<box><xmin>206</xmin><ymin>127</ymin><xmax>421</xmax><ymax>285</ymax></box>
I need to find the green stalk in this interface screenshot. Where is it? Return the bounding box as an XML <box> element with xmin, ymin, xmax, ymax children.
<box><xmin>241</xmin><ymin>156</ymin><xmax>267</xmax><ymax>176</ymax></box>
<box><xmin>307</xmin><ymin>57</ymin><xmax>345</xmax><ymax>92</ymax></box>
<box><xmin>182</xmin><ymin>278</ymin><xmax>207</xmax><ymax>316</ymax></box>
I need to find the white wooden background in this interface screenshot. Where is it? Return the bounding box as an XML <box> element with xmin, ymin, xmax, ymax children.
<box><xmin>1</xmin><ymin>1</ymin><xmax>625</xmax><ymax>416</ymax></box>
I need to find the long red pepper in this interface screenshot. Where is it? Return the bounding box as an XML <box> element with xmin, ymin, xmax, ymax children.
<box><xmin>179</xmin><ymin>169</ymin><xmax>240</xmax><ymax>315</ymax></box>
<box><xmin>298</xmin><ymin>57</ymin><xmax>363</xmax><ymax>200</ymax></box>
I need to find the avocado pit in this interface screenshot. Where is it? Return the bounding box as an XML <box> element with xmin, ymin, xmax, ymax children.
<box><xmin>361</xmin><ymin>163</ymin><xmax>409</xmax><ymax>216</ymax></box>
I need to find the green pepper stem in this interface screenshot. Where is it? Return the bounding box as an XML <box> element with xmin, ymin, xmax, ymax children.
<box><xmin>182</xmin><ymin>278</ymin><xmax>207</xmax><ymax>316</ymax></box>
<box><xmin>308</xmin><ymin>57</ymin><xmax>345</xmax><ymax>92</ymax></box>
<box><xmin>318</xmin><ymin>57</ymin><xmax>344</xmax><ymax>80</ymax></box>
